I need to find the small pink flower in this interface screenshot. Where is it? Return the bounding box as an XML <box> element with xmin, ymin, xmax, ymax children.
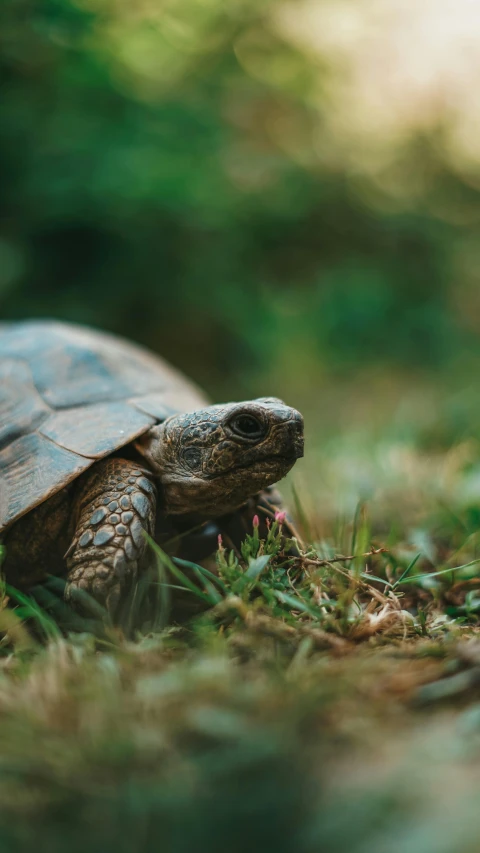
<box><xmin>217</xmin><ymin>534</ymin><xmax>223</xmax><ymax>549</ymax></box>
<box><xmin>252</xmin><ymin>514</ymin><xmax>260</xmax><ymax>529</ymax></box>
<box><xmin>275</xmin><ymin>511</ymin><xmax>286</xmax><ymax>525</ymax></box>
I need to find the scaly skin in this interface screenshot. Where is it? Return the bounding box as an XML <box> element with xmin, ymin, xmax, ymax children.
<box><xmin>65</xmin><ymin>458</ymin><xmax>156</xmax><ymax>617</ymax></box>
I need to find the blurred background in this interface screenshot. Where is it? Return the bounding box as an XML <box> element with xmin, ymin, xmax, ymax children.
<box><xmin>3</xmin><ymin>0</ymin><xmax>480</xmax><ymax>516</ymax></box>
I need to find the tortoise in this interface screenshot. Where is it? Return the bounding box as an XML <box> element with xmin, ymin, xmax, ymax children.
<box><xmin>0</xmin><ymin>320</ymin><xmax>304</xmax><ymax>620</ymax></box>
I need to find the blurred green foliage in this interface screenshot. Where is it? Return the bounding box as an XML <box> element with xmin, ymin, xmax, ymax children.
<box><xmin>1</xmin><ymin>0</ymin><xmax>479</xmax><ymax>400</ymax></box>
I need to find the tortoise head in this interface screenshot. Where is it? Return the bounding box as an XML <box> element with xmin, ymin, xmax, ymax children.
<box><xmin>136</xmin><ymin>398</ymin><xmax>304</xmax><ymax>516</ymax></box>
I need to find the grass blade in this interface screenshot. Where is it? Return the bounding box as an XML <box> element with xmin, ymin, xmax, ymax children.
<box><xmin>392</xmin><ymin>552</ymin><xmax>422</xmax><ymax>589</ymax></box>
<box><xmin>245</xmin><ymin>554</ymin><xmax>272</xmax><ymax>579</ymax></box>
<box><xmin>5</xmin><ymin>584</ymin><xmax>61</xmax><ymax>641</ymax></box>
<box><xmin>396</xmin><ymin>557</ymin><xmax>480</xmax><ymax>585</ymax></box>
<box><xmin>147</xmin><ymin>537</ymin><xmax>215</xmax><ymax>605</ymax></box>
<box><xmin>173</xmin><ymin>557</ymin><xmax>228</xmax><ymax>594</ymax></box>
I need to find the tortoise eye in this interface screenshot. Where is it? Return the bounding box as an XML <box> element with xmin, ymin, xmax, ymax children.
<box><xmin>229</xmin><ymin>414</ymin><xmax>266</xmax><ymax>440</ymax></box>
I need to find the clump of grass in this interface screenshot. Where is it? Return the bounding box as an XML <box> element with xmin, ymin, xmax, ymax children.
<box><xmin>142</xmin><ymin>504</ymin><xmax>480</xmax><ymax>657</ymax></box>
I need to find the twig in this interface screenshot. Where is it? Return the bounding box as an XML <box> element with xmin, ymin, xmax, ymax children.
<box><xmin>303</xmin><ymin>547</ymin><xmax>388</xmax><ymax>568</ymax></box>
<box><xmin>302</xmin><ymin>548</ymin><xmax>391</xmax><ymax>604</ymax></box>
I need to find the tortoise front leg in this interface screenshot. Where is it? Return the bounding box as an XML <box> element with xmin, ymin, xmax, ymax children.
<box><xmin>65</xmin><ymin>457</ymin><xmax>157</xmax><ymax>619</ymax></box>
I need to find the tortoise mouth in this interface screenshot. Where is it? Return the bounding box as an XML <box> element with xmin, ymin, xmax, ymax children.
<box><xmin>205</xmin><ymin>453</ymin><xmax>301</xmax><ymax>480</ymax></box>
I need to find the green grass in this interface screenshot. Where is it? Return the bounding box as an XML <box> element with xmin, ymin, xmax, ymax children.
<box><xmin>5</xmin><ymin>389</ymin><xmax>480</xmax><ymax>851</ymax></box>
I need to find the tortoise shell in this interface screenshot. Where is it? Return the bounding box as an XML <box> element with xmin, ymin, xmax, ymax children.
<box><xmin>0</xmin><ymin>320</ymin><xmax>208</xmax><ymax>534</ymax></box>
